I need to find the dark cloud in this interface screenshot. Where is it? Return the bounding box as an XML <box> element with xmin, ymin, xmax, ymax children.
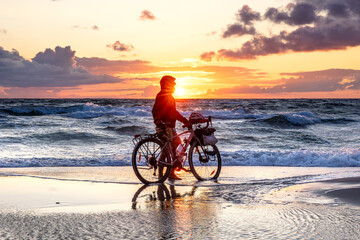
<box><xmin>222</xmin><ymin>5</ymin><xmax>259</xmax><ymax>38</ymax></box>
<box><xmin>301</xmin><ymin>0</ymin><xmax>360</xmax><ymax>16</ymax></box>
<box><xmin>203</xmin><ymin>0</ymin><xmax>360</xmax><ymax>61</ymax></box>
<box><xmin>218</xmin><ymin>35</ymin><xmax>286</xmax><ymax>60</ymax></box>
<box><xmin>106</xmin><ymin>41</ymin><xmax>134</xmax><ymax>52</ymax></box>
<box><xmin>0</xmin><ymin>46</ymin><xmax>121</xmax><ymax>88</ymax></box>
<box><xmin>200</xmin><ymin>51</ymin><xmax>215</xmax><ymax>62</ymax></box>
<box><xmin>222</xmin><ymin>24</ymin><xmax>256</xmax><ymax>38</ymax></box>
<box><xmin>236</xmin><ymin>5</ymin><xmax>261</xmax><ymax>25</ymax></box>
<box><xmin>204</xmin><ymin>69</ymin><xmax>360</xmax><ymax>95</ymax></box>
<box><xmin>0</xmin><ymin>47</ymin><xmax>23</xmax><ymax>61</ymax></box>
<box><xmin>265</xmin><ymin>3</ymin><xmax>316</xmax><ymax>25</ymax></box>
<box><xmin>33</xmin><ymin>46</ymin><xmax>76</xmax><ymax>69</ymax></box>
<box><xmin>139</xmin><ymin>10</ymin><xmax>156</xmax><ymax>21</ymax></box>
<box><xmin>327</xmin><ymin>3</ymin><xmax>349</xmax><ymax>17</ymax></box>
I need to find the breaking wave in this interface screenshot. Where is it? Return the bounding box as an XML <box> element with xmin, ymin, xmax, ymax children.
<box><xmin>221</xmin><ymin>149</ymin><xmax>360</xmax><ymax>167</ymax></box>
<box><xmin>0</xmin><ymin>103</ymin><xmax>152</xmax><ymax>119</ymax></box>
<box><xmin>0</xmin><ymin>103</ymin><xmax>356</xmax><ymax>127</ymax></box>
<box><xmin>1</xmin><ymin>149</ymin><xmax>359</xmax><ymax>168</ymax></box>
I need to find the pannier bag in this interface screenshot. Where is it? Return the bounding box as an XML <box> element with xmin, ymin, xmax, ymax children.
<box><xmin>195</xmin><ymin>127</ymin><xmax>218</xmax><ymax>145</ymax></box>
<box><xmin>202</xmin><ymin>127</ymin><xmax>218</xmax><ymax>145</ymax></box>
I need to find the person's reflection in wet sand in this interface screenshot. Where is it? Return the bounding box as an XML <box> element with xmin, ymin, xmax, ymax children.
<box><xmin>131</xmin><ymin>184</ymin><xmax>219</xmax><ymax>239</ymax></box>
<box><xmin>131</xmin><ymin>183</ymin><xmax>195</xmax><ymax>210</ymax></box>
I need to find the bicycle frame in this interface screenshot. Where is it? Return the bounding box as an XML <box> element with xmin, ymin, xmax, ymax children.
<box><xmin>157</xmin><ymin>127</ymin><xmax>207</xmax><ymax>168</ymax></box>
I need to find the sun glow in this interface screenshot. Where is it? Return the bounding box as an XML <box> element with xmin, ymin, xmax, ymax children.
<box><xmin>174</xmin><ymin>87</ymin><xmax>186</xmax><ymax>97</ymax></box>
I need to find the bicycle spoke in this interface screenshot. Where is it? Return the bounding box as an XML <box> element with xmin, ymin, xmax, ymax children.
<box><xmin>132</xmin><ymin>138</ymin><xmax>171</xmax><ymax>184</ymax></box>
<box><xmin>189</xmin><ymin>143</ymin><xmax>221</xmax><ymax>181</ymax></box>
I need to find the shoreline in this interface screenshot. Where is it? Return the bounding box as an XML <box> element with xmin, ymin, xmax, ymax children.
<box><xmin>1</xmin><ymin>166</ymin><xmax>360</xmax><ymax>239</ymax></box>
<box><xmin>1</xmin><ymin>166</ymin><xmax>360</xmax><ymax>210</ymax></box>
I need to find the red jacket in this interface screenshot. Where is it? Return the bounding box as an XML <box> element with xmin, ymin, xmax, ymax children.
<box><xmin>152</xmin><ymin>91</ymin><xmax>186</xmax><ymax>127</ymax></box>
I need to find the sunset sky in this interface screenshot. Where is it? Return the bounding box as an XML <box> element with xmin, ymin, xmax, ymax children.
<box><xmin>1</xmin><ymin>0</ymin><xmax>360</xmax><ymax>98</ymax></box>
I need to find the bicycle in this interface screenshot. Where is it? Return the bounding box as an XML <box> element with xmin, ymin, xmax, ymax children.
<box><xmin>132</xmin><ymin>115</ymin><xmax>221</xmax><ymax>184</ymax></box>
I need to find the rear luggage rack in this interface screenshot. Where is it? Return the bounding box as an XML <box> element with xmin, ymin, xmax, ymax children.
<box><xmin>132</xmin><ymin>133</ymin><xmax>158</xmax><ymax>146</ymax></box>
<box><xmin>132</xmin><ymin>134</ymin><xmax>143</xmax><ymax>146</ymax></box>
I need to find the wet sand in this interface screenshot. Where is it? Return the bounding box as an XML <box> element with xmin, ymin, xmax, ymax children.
<box><xmin>322</xmin><ymin>177</ymin><xmax>360</xmax><ymax>206</ymax></box>
<box><xmin>1</xmin><ymin>166</ymin><xmax>360</xmax><ymax>239</ymax></box>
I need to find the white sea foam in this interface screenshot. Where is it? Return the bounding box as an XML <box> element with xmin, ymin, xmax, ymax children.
<box><xmin>64</xmin><ymin>103</ymin><xmax>152</xmax><ymax>118</ymax></box>
<box><xmin>221</xmin><ymin>149</ymin><xmax>360</xmax><ymax>167</ymax></box>
<box><xmin>1</xmin><ymin>149</ymin><xmax>359</xmax><ymax>168</ymax></box>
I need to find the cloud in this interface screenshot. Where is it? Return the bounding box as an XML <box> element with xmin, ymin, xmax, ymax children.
<box><xmin>203</xmin><ymin>68</ymin><xmax>360</xmax><ymax>96</ymax></box>
<box><xmin>139</xmin><ymin>10</ymin><xmax>156</xmax><ymax>21</ymax></box>
<box><xmin>236</xmin><ymin>5</ymin><xmax>261</xmax><ymax>25</ymax></box>
<box><xmin>141</xmin><ymin>85</ymin><xmax>160</xmax><ymax>97</ymax></box>
<box><xmin>222</xmin><ymin>5</ymin><xmax>259</xmax><ymax>38</ymax></box>
<box><xmin>0</xmin><ymin>46</ymin><xmax>121</xmax><ymax>88</ymax></box>
<box><xmin>280</xmin><ymin>69</ymin><xmax>360</xmax><ymax>91</ymax></box>
<box><xmin>0</xmin><ymin>48</ymin><xmax>23</xmax><ymax>61</ymax></box>
<box><xmin>1</xmin><ymin>87</ymin><xmax>63</xmax><ymax>98</ymax></box>
<box><xmin>265</xmin><ymin>3</ymin><xmax>316</xmax><ymax>25</ymax></box>
<box><xmin>32</xmin><ymin>46</ymin><xmax>76</xmax><ymax>69</ymax></box>
<box><xmin>76</xmin><ymin>56</ymin><xmax>266</xmax><ymax>84</ymax></box>
<box><xmin>301</xmin><ymin>0</ymin><xmax>360</xmax><ymax>16</ymax></box>
<box><xmin>0</xmin><ymin>29</ymin><xmax>6</xmax><ymax>34</ymax></box>
<box><xmin>75</xmin><ymin>57</ymin><xmax>155</xmax><ymax>74</ymax></box>
<box><xmin>202</xmin><ymin>0</ymin><xmax>360</xmax><ymax>61</ymax></box>
<box><xmin>71</xmin><ymin>25</ymin><xmax>100</xmax><ymax>30</ymax></box>
<box><xmin>91</xmin><ymin>25</ymin><xmax>99</xmax><ymax>30</ymax></box>
<box><xmin>222</xmin><ymin>24</ymin><xmax>256</xmax><ymax>38</ymax></box>
<box><xmin>206</xmin><ymin>31</ymin><xmax>218</xmax><ymax>36</ymax></box>
<box><xmin>218</xmin><ymin>35</ymin><xmax>286</xmax><ymax>60</ymax></box>
<box><xmin>200</xmin><ymin>51</ymin><xmax>215</xmax><ymax>62</ymax></box>
<box><xmin>106</xmin><ymin>41</ymin><xmax>134</xmax><ymax>52</ymax></box>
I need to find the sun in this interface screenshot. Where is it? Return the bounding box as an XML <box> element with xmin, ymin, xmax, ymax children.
<box><xmin>174</xmin><ymin>87</ymin><xmax>186</xmax><ymax>97</ymax></box>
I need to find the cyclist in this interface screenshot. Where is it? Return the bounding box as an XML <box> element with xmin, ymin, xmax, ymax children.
<box><xmin>152</xmin><ymin>75</ymin><xmax>190</xmax><ymax>180</ymax></box>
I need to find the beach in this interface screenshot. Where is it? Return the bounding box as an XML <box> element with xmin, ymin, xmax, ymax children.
<box><xmin>1</xmin><ymin>99</ymin><xmax>360</xmax><ymax>239</ymax></box>
<box><xmin>1</xmin><ymin>166</ymin><xmax>360</xmax><ymax>239</ymax></box>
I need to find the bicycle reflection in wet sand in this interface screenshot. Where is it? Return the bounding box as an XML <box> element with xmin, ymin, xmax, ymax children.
<box><xmin>131</xmin><ymin>184</ymin><xmax>197</xmax><ymax>210</ymax></box>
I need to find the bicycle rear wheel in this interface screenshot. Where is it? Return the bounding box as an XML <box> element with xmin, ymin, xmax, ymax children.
<box><xmin>132</xmin><ymin>137</ymin><xmax>171</xmax><ymax>184</ymax></box>
<box><xmin>188</xmin><ymin>141</ymin><xmax>221</xmax><ymax>181</ymax></box>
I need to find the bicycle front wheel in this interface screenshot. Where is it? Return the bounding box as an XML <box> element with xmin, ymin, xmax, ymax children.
<box><xmin>132</xmin><ymin>137</ymin><xmax>171</xmax><ymax>184</ymax></box>
<box><xmin>188</xmin><ymin>142</ymin><xmax>221</xmax><ymax>181</ymax></box>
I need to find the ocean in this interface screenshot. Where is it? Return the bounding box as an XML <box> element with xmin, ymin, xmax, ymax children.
<box><xmin>0</xmin><ymin>98</ymin><xmax>359</xmax><ymax>168</ymax></box>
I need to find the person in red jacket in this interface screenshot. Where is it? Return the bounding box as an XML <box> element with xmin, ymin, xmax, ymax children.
<box><xmin>152</xmin><ymin>75</ymin><xmax>190</xmax><ymax>180</ymax></box>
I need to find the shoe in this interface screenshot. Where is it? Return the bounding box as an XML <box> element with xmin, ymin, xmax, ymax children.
<box><xmin>168</xmin><ymin>171</ymin><xmax>182</xmax><ymax>180</ymax></box>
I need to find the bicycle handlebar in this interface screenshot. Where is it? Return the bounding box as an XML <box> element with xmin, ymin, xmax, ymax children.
<box><xmin>159</xmin><ymin>117</ymin><xmax>212</xmax><ymax>129</ymax></box>
<box><xmin>182</xmin><ymin>116</ymin><xmax>212</xmax><ymax>129</ymax></box>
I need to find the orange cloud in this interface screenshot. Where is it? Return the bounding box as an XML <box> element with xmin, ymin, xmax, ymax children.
<box><xmin>139</xmin><ymin>10</ymin><xmax>156</xmax><ymax>21</ymax></box>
